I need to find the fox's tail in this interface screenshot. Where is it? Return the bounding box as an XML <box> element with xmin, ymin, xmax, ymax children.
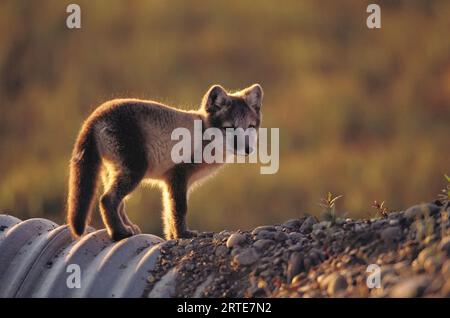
<box><xmin>67</xmin><ymin>123</ymin><xmax>101</xmax><ymax>237</ymax></box>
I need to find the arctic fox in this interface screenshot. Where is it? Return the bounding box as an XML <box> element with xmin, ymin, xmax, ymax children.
<box><xmin>67</xmin><ymin>84</ymin><xmax>263</xmax><ymax>241</ymax></box>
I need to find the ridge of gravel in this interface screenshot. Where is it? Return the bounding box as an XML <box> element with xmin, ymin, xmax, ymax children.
<box><xmin>144</xmin><ymin>201</ymin><xmax>450</xmax><ymax>298</ymax></box>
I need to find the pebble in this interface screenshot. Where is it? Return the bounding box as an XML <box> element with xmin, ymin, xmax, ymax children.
<box><xmin>326</xmin><ymin>273</ymin><xmax>348</xmax><ymax>297</ymax></box>
<box><xmin>299</xmin><ymin>216</ymin><xmax>317</xmax><ymax>233</ymax></box>
<box><xmin>371</xmin><ymin>219</ymin><xmax>388</xmax><ymax>229</ymax></box>
<box><xmin>354</xmin><ymin>223</ymin><xmax>364</xmax><ymax>232</ymax></box>
<box><xmin>253</xmin><ymin>239</ymin><xmax>274</xmax><ymax>251</ymax></box>
<box><xmin>404</xmin><ymin>204</ymin><xmax>440</xmax><ymax>221</ymax></box>
<box><xmin>274</xmin><ymin>231</ymin><xmax>289</xmax><ymax>242</ymax></box>
<box><xmin>312</xmin><ymin>229</ymin><xmax>325</xmax><ymax>239</ymax></box>
<box><xmin>287</xmin><ymin>252</ymin><xmax>304</xmax><ymax>282</ymax></box>
<box><xmin>390</xmin><ymin>276</ymin><xmax>430</xmax><ymax>298</ymax></box>
<box><xmin>388</xmin><ymin>211</ymin><xmax>400</xmax><ymax>219</ymax></box>
<box><xmin>215</xmin><ymin>245</ymin><xmax>229</xmax><ymax>257</ymax></box>
<box><xmin>380</xmin><ymin>226</ymin><xmax>401</xmax><ymax>244</ymax></box>
<box><xmin>283</xmin><ymin>219</ymin><xmax>302</xmax><ymax>228</ymax></box>
<box><xmin>442</xmin><ymin>260</ymin><xmax>450</xmax><ymax>276</ymax></box>
<box><xmin>417</xmin><ymin>247</ymin><xmax>434</xmax><ymax>267</ymax></box>
<box><xmin>442</xmin><ymin>280</ymin><xmax>450</xmax><ymax>297</ymax></box>
<box><xmin>214</xmin><ymin>230</ymin><xmax>231</xmax><ymax>241</ymax></box>
<box><xmin>256</xmin><ymin>230</ymin><xmax>276</xmax><ymax>240</ymax></box>
<box><xmin>234</xmin><ymin>248</ymin><xmax>259</xmax><ymax>266</ymax></box>
<box><xmin>288</xmin><ymin>243</ymin><xmax>303</xmax><ymax>252</ymax></box>
<box><xmin>288</xmin><ymin>232</ymin><xmax>304</xmax><ymax>242</ymax></box>
<box><xmin>423</xmin><ymin>254</ymin><xmax>443</xmax><ymax>273</ymax></box>
<box><xmin>147</xmin><ymin>274</ymin><xmax>155</xmax><ymax>283</ymax></box>
<box><xmin>439</xmin><ymin>236</ymin><xmax>450</xmax><ymax>256</ymax></box>
<box><xmin>226</xmin><ymin>233</ymin><xmax>246</xmax><ymax>248</ymax></box>
<box><xmin>252</xmin><ymin>225</ymin><xmax>276</xmax><ymax>235</ymax></box>
<box><xmin>389</xmin><ymin>219</ymin><xmax>399</xmax><ymax>226</ymax></box>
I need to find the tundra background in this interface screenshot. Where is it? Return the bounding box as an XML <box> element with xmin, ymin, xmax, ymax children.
<box><xmin>0</xmin><ymin>0</ymin><xmax>449</xmax><ymax>237</ymax></box>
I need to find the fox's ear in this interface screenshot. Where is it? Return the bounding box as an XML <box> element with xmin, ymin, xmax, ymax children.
<box><xmin>203</xmin><ymin>85</ymin><xmax>230</xmax><ymax>113</ymax></box>
<box><xmin>244</xmin><ymin>84</ymin><xmax>263</xmax><ymax>111</ymax></box>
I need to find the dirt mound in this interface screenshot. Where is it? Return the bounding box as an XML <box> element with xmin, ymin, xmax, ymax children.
<box><xmin>145</xmin><ymin>201</ymin><xmax>450</xmax><ymax>297</ymax></box>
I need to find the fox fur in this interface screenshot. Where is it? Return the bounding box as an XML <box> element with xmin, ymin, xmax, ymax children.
<box><xmin>67</xmin><ymin>84</ymin><xmax>263</xmax><ymax>241</ymax></box>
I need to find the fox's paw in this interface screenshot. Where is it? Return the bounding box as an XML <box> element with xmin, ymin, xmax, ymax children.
<box><xmin>129</xmin><ymin>224</ymin><xmax>142</xmax><ymax>235</ymax></box>
<box><xmin>177</xmin><ymin>229</ymin><xmax>199</xmax><ymax>239</ymax></box>
<box><xmin>110</xmin><ymin>227</ymin><xmax>134</xmax><ymax>241</ymax></box>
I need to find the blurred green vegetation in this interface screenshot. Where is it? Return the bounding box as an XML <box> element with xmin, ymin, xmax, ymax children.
<box><xmin>0</xmin><ymin>0</ymin><xmax>449</xmax><ymax>236</ymax></box>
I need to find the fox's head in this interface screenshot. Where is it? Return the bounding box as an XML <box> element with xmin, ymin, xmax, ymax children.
<box><xmin>202</xmin><ymin>84</ymin><xmax>263</xmax><ymax>156</ymax></box>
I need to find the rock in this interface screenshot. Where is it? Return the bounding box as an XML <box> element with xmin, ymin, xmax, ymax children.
<box><xmin>331</xmin><ymin>229</ymin><xmax>345</xmax><ymax>239</ymax></box>
<box><xmin>439</xmin><ymin>236</ymin><xmax>450</xmax><ymax>256</ymax></box>
<box><xmin>442</xmin><ymin>280</ymin><xmax>450</xmax><ymax>297</ymax></box>
<box><xmin>393</xmin><ymin>261</ymin><xmax>408</xmax><ymax>272</ymax></box>
<box><xmin>388</xmin><ymin>211</ymin><xmax>400</xmax><ymax>219</ymax></box>
<box><xmin>404</xmin><ymin>204</ymin><xmax>440</xmax><ymax>221</ymax></box>
<box><xmin>199</xmin><ymin>231</ymin><xmax>214</xmax><ymax>238</ymax></box>
<box><xmin>234</xmin><ymin>248</ymin><xmax>259</xmax><ymax>266</ymax></box>
<box><xmin>288</xmin><ymin>232</ymin><xmax>303</xmax><ymax>242</ymax></box>
<box><xmin>380</xmin><ymin>226</ymin><xmax>401</xmax><ymax>244</ymax></box>
<box><xmin>226</xmin><ymin>233</ymin><xmax>246</xmax><ymax>248</ymax></box>
<box><xmin>148</xmin><ymin>268</ymin><xmax>178</xmax><ymax>298</ymax></box>
<box><xmin>309</xmin><ymin>248</ymin><xmax>326</xmax><ymax>261</ymax></box>
<box><xmin>417</xmin><ymin>247</ymin><xmax>434</xmax><ymax>268</ymax></box>
<box><xmin>442</xmin><ymin>260</ymin><xmax>450</xmax><ymax>276</ymax></box>
<box><xmin>299</xmin><ymin>216</ymin><xmax>317</xmax><ymax>233</ymax></box>
<box><xmin>390</xmin><ymin>276</ymin><xmax>430</xmax><ymax>298</ymax></box>
<box><xmin>291</xmin><ymin>274</ymin><xmax>303</xmax><ymax>285</ymax></box>
<box><xmin>288</xmin><ymin>243</ymin><xmax>303</xmax><ymax>252</ymax></box>
<box><xmin>253</xmin><ymin>239</ymin><xmax>274</xmax><ymax>251</ymax></box>
<box><xmin>313</xmin><ymin>221</ymin><xmax>329</xmax><ymax>231</ymax></box>
<box><xmin>382</xmin><ymin>273</ymin><xmax>401</xmax><ymax>287</ymax></box>
<box><xmin>230</xmin><ymin>248</ymin><xmax>241</xmax><ymax>257</ymax></box>
<box><xmin>326</xmin><ymin>273</ymin><xmax>348</xmax><ymax>297</ymax></box>
<box><xmin>147</xmin><ymin>274</ymin><xmax>155</xmax><ymax>284</ymax></box>
<box><xmin>389</xmin><ymin>219</ymin><xmax>399</xmax><ymax>226</ymax></box>
<box><xmin>303</xmin><ymin>258</ymin><xmax>312</xmax><ymax>271</ymax></box>
<box><xmin>252</xmin><ymin>225</ymin><xmax>276</xmax><ymax>235</ymax></box>
<box><xmin>423</xmin><ymin>254</ymin><xmax>444</xmax><ymax>273</ymax></box>
<box><xmin>256</xmin><ymin>230</ymin><xmax>276</xmax><ymax>240</ymax></box>
<box><xmin>354</xmin><ymin>223</ymin><xmax>364</xmax><ymax>232</ymax></box>
<box><xmin>215</xmin><ymin>230</ymin><xmax>231</xmax><ymax>239</ymax></box>
<box><xmin>287</xmin><ymin>252</ymin><xmax>304</xmax><ymax>282</ymax></box>
<box><xmin>283</xmin><ymin>219</ymin><xmax>302</xmax><ymax>228</ymax></box>
<box><xmin>312</xmin><ymin>229</ymin><xmax>325</xmax><ymax>239</ymax></box>
<box><xmin>274</xmin><ymin>231</ymin><xmax>289</xmax><ymax>242</ymax></box>
<box><xmin>215</xmin><ymin>245</ymin><xmax>229</xmax><ymax>257</ymax></box>
<box><xmin>371</xmin><ymin>219</ymin><xmax>388</xmax><ymax>229</ymax></box>
<box><xmin>259</xmin><ymin>269</ymin><xmax>271</xmax><ymax>277</ymax></box>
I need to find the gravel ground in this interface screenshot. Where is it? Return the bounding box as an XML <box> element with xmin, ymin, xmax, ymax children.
<box><xmin>144</xmin><ymin>201</ymin><xmax>450</xmax><ymax>298</ymax></box>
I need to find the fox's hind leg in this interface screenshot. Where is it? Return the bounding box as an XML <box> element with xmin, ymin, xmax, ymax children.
<box><xmin>97</xmin><ymin>117</ymin><xmax>148</xmax><ymax>241</ymax></box>
<box><xmin>100</xmin><ymin>167</ymin><xmax>146</xmax><ymax>241</ymax></box>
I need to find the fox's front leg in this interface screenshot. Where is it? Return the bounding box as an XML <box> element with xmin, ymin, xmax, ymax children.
<box><xmin>163</xmin><ymin>171</ymin><xmax>197</xmax><ymax>240</ymax></box>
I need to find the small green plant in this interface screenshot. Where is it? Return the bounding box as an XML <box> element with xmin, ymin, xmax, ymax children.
<box><xmin>319</xmin><ymin>192</ymin><xmax>343</xmax><ymax>224</ymax></box>
<box><xmin>372</xmin><ymin>200</ymin><xmax>389</xmax><ymax>218</ymax></box>
<box><xmin>437</xmin><ymin>174</ymin><xmax>450</xmax><ymax>205</ymax></box>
